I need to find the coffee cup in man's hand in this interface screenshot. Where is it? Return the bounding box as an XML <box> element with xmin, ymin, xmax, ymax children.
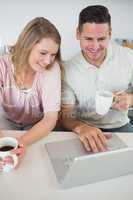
<box><xmin>95</xmin><ymin>90</ymin><xmax>113</xmax><ymax>115</ymax></box>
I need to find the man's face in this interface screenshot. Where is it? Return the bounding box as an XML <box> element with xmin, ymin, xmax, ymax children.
<box><xmin>77</xmin><ymin>23</ymin><xmax>111</xmax><ymax>65</ymax></box>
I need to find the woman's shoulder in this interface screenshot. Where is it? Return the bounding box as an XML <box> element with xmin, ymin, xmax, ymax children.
<box><xmin>50</xmin><ymin>61</ymin><xmax>61</xmax><ymax>72</ymax></box>
<box><xmin>0</xmin><ymin>54</ymin><xmax>12</xmax><ymax>67</ymax></box>
<box><xmin>0</xmin><ymin>54</ymin><xmax>13</xmax><ymax>74</ymax></box>
<box><xmin>41</xmin><ymin>61</ymin><xmax>61</xmax><ymax>76</ymax></box>
<box><xmin>38</xmin><ymin>61</ymin><xmax>61</xmax><ymax>84</ymax></box>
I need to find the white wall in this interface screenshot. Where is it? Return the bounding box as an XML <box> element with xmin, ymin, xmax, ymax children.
<box><xmin>0</xmin><ymin>0</ymin><xmax>133</xmax><ymax>60</ymax></box>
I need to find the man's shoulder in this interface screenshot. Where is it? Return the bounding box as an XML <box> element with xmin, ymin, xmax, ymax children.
<box><xmin>63</xmin><ymin>52</ymin><xmax>85</xmax><ymax>73</ymax></box>
<box><xmin>109</xmin><ymin>41</ymin><xmax>133</xmax><ymax>71</ymax></box>
<box><xmin>62</xmin><ymin>52</ymin><xmax>83</xmax><ymax>81</ymax></box>
<box><xmin>110</xmin><ymin>41</ymin><xmax>133</xmax><ymax>56</ymax></box>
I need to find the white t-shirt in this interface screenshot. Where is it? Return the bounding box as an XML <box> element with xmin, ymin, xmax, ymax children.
<box><xmin>62</xmin><ymin>42</ymin><xmax>133</xmax><ymax>129</ymax></box>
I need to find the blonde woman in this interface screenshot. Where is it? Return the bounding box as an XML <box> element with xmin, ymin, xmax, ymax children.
<box><xmin>0</xmin><ymin>17</ymin><xmax>61</xmax><ymax>168</ymax></box>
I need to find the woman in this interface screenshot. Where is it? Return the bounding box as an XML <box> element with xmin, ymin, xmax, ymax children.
<box><xmin>0</xmin><ymin>17</ymin><xmax>61</xmax><ymax>168</ymax></box>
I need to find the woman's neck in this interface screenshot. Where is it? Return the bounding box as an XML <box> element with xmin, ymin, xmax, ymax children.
<box><xmin>14</xmin><ymin>68</ymin><xmax>36</xmax><ymax>90</ymax></box>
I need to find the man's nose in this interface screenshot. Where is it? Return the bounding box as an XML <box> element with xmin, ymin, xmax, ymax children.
<box><xmin>91</xmin><ymin>40</ymin><xmax>99</xmax><ymax>49</ymax></box>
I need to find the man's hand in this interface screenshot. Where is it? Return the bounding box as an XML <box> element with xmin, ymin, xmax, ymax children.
<box><xmin>74</xmin><ymin>124</ymin><xmax>112</xmax><ymax>153</ymax></box>
<box><xmin>112</xmin><ymin>91</ymin><xmax>133</xmax><ymax>111</ymax></box>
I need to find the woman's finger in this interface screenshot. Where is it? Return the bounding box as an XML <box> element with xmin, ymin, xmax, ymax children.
<box><xmin>12</xmin><ymin>144</ymin><xmax>25</xmax><ymax>159</ymax></box>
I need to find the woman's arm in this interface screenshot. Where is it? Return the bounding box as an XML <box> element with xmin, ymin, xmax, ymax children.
<box><xmin>19</xmin><ymin>111</ymin><xmax>58</xmax><ymax>146</ymax></box>
<box><xmin>0</xmin><ymin>112</ymin><xmax>58</xmax><ymax>169</ymax></box>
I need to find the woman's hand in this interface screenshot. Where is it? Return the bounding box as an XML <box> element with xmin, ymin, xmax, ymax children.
<box><xmin>11</xmin><ymin>140</ymin><xmax>26</xmax><ymax>169</ymax></box>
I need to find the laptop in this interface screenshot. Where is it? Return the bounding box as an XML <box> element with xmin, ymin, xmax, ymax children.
<box><xmin>45</xmin><ymin>134</ymin><xmax>133</xmax><ymax>189</ymax></box>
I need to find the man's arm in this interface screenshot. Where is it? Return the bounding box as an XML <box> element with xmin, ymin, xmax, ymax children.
<box><xmin>61</xmin><ymin>104</ymin><xmax>110</xmax><ymax>153</ymax></box>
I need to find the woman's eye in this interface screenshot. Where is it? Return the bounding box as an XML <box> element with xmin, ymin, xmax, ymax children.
<box><xmin>40</xmin><ymin>52</ymin><xmax>46</xmax><ymax>55</ymax></box>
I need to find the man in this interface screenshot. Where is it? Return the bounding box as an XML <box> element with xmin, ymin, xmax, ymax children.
<box><xmin>61</xmin><ymin>5</ymin><xmax>133</xmax><ymax>153</ymax></box>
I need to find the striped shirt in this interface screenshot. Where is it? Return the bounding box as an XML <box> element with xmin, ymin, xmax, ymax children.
<box><xmin>0</xmin><ymin>55</ymin><xmax>61</xmax><ymax>125</ymax></box>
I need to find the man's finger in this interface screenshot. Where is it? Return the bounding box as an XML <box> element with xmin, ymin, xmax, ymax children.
<box><xmin>97</xmin><ymin>133</ymin><xmax>107</xmax><ymax>146</ymax></box>
<box><xmin>93</xmin><ymin>135</ymin><xmax>107</xmax><ymax>152</ymax></box>
<box><xmin>104</xmin><ymin>132</ymin><xmax>112</xmax><ymax>139</ymax></box>
<box><xmin>86</xmin><ymin>136</ymin><xmax>99</xmax><ymax>153</ymax></box>
<box><xmin>79</xmin><ymin>137</ymin><xmax>91</xmax><ymax>152</ymax></box>
<box><xmin>83</xmin><ymin>138</ymin><xmax>91</xmax><ymax>152</ymax></box>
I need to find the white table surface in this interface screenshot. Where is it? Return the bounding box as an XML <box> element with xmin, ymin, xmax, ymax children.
<box><xmin>0</xmin><ymin>131</ymin><xmax>133</xmax><ymax>200</ymax></box>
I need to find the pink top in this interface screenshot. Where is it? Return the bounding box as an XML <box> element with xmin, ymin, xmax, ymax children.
<box><xmin>0</xmin><ymin>55</ymin><xmax>61</xmax><ymax>125</ymax></box>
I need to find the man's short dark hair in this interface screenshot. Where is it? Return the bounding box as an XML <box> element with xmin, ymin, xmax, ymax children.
<box><xmin>78</xmin><ymin>5</ymin><xmax>111</xmax><ymax>32</ymax></box>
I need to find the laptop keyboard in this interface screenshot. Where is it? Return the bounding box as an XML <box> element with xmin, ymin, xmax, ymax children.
<box><xmin>63</xmin><ymin>156</ymin><xmax>74</xmax><ymax>169</ymax></box>
<box><xmin>61</xmin><ymin>134</ymin><xmax>127</xmax><ymax>169</ymax></box>
<box><xmin>45</xmin><ymin>138</ymin><xmax>89</xmax><ymax>182</ymax></box>
<box><xmin>45</xmin><ymin>134</ymin><xmax>127</xmax><ymax>182</ymax></box>
<box><xmin>107</xmin><ymin>134</ymin><xmax>127</xmax><ymax>150</ymax></box>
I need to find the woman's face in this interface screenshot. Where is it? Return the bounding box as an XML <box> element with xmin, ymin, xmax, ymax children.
<box><xmin>28</xmin><ymin>38</ymin><xmax>59</xmax><ymax>73</ymax></box>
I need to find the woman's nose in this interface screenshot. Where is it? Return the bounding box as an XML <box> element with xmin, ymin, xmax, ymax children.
<box><xmin>43</xmin><ymin>55</ymin><xmax>52</xmax><ymax>65</ymax></box>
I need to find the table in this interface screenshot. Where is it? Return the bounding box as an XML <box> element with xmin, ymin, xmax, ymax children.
<box><xmin>0</xmin><ymin>131</ymin><xmax>133</xmax><ymax>200</ymax></box>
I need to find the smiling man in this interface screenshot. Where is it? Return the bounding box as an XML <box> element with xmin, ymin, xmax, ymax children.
<box><xmin>61</xmin><ymin>5</ymin><xmax>133</xmax><ymax>153</ymax></box>
<box><xmin>77</xmin><ymin>22</ymin><xmax>111</xmax><ymax>67</ymax></box>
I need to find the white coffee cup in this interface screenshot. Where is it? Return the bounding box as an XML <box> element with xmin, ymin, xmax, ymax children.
<box><xmin>95</xmin><ymin>90</ymin><xmax>113</xmax><ymax>115</ymax></box>
<box><xmin>0</xmin><ymin>137</ymin><xmax>18</xmax><ymax>172</ymax></box>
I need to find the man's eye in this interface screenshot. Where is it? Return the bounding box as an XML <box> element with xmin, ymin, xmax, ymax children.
<box><xmin>98</xmin><ymin>38</ymin><xmax>106</xmax><ymax>41</ymax></box>
<box><xmin>85</xmin><ymin>38</ymin><xmax>92</xmax><ymax>41</ymax></box>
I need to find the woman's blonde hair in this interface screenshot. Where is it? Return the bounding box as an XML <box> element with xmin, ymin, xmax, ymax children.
<box><xmin>11</xmin><ymin>17</ymin><xmax>61</xmax><ymax>75</ymax></box>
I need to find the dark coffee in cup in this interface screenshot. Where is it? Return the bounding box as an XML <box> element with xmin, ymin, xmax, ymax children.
<box><xmin>0</xmin><ymin>145</ymin><xmax>14</xmax><ymax>151</ymax></box>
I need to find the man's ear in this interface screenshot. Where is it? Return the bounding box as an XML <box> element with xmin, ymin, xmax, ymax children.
<box><xmin>76</xmin><ymin>28</ymin><xmax>80</xmax><ymax>40</ymax></box>
<box><xmin>109</xmin><ymin>28</ymin><xmax>112</xmax><ymax>39</ymax></box>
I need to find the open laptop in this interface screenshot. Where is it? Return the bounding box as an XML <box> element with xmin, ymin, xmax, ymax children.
<box><xmin>45</xmin><ymin>134</ymin><xmax>133</xmax><ymax>189</ymax></box>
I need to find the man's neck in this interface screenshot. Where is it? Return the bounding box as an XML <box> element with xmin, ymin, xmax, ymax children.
<box><xmin>82</xmin><ymin>49</ymin><xmax>107</xmax><ymax>68</ymax></box>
